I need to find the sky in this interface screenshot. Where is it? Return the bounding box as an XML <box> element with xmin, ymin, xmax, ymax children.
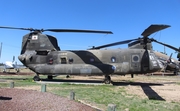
<box><xmin>0</xmin><ymin>0</ymin><xmax>180</xmax><ymax>64</ymax></box>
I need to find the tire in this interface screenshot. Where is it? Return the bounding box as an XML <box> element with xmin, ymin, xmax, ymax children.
<box><xmin>104</xmin><ymin>75</ymin><xmax>111</xmax><ymax>84</ymax></box>
<box><xmin>104</xmin><ymin>79</ymin><xmax>111</xmax><ymax>84</ymax></box>
<box><xmin>48</xmin><ymin>75</ymin><xmax>53</xmax><ymax>79</ymax></box>
<box><xmin>33</xmin><ymin>76</ymin><xmax>40</xmax><ymax>81</ymax></box>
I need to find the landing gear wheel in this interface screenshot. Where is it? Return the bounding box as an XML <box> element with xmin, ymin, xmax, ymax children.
<box><xmin>66</xmin><ymin>75</ymin><xmax>70</xmax><ymax>78</ymax></box>
<box><xmin>33</xmin><ymin>75</ymin><xmax>40</xmax><ymax>81</ymax></box>
<box><xmin>48</xmin><ymin>75</ymin><xmax>53</xmax><ymax>79</ymax></box>
<box><xmin>104</xmin><ymin>75</ymin><xmax>111</xmax><ymax>84</ymax></box>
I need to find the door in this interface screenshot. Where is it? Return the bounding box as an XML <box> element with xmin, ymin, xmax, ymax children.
<box><xmin>141</xmin><ymin>50</ymin><xmax>149</xmax><ymax>72</ymax></box>
<box><xmin>131</xmin><ymin>53</ymin><xmax>140</xmax><ymax>71</ymax></box>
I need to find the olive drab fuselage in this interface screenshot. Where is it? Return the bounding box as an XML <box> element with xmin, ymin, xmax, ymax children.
<box><xmin>17</xmin><ymin>32</ymin><xmax>163</xmax><ymax>76</ymax></box>
<box><xmin>19</xmin><ymin>48</ymin><xmax>163</xmax><ymax>76</ymax></box>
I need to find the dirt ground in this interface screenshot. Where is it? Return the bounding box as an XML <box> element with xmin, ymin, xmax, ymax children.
<box><xmin>68</xmin><ymin>74</ymin><xmax>180</xmax><ymax>102</ymax></box>
<box><xmin>17</xmin><ymin>73</ymin><xmax>180</xmax><ymax>103</ymax></box>
<box><xmin>0</xmin><ymin>69</ymin><xmax>180</xmax><ymax>102</ymax></box>
<box><xmin>114</xmin><ymin>75</ymin><xmax>180</xmax><ymax>102</ymax></box>
<box><xmin>0</xmin><ymin>88</ymin><xmax>97</xmax><ymax>111</ymax></box>
<box><xmin>1</xmin><ymin>70</ymin><xmax>180</xmax><ymax>103</ymax></box>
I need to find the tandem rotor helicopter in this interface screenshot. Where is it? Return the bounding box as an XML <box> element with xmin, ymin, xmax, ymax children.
<box><xmin>0</xmin><ymin>24</ymin><xmax>179</xmax><ymax>84</ymax></box>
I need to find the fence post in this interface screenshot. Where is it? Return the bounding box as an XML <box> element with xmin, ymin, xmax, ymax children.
<box><xmin>108</xmin><ymin>104</ymin><xmax>116</xmax><ymax>111</ymax></box>
<box><xmin>10</xmin><ymin>81</ymin><xmax>14</xmax><ymax>88</ymax></box>
<box><xmin>70</xmin><ymin>91</ymin><xmax>75</xmax><ymax>100</ymax></box>
<box><xmin>41</xmin><ymin>84</ymin><xmax>46</xmax><ymax>92</ymax></box>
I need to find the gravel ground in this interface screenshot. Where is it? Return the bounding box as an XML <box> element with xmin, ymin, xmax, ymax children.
<box><xmin>0</xmin><ymin>88</ymin><xmax>98</xmax><ymax>111</ymax></box>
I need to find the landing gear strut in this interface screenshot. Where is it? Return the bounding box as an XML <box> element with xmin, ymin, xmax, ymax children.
<box><xmin>131</xmin><ymin>74</ymin><xmax>134</xmax><ymax>78</ymax></box>
<box><xmin>104</xmin><ymin>75</ymin><xmax>111</xmax><ymax>84</ymax></box>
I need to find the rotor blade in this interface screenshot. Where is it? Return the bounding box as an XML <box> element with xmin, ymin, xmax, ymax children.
<box><xmin>0</xmin><ymin>26</ymin><xmax>32</xmax><ymax>31</ymax></box>
<box><xmin>141</xmin><ymin>24</ymin><xmax>170</xmax><ymax>37</ymax></box>
<box><xmin>152</xmin><ymin>39</ymin><xmax>180</xmax><ymax>52</ymax></box>
<box><xmin>90</xmin><ymin>38</ymin><xmax>139</xmax><ymax>49</ymax></box>
<box><xmin>0</xmin><ymin>26</ymin><xmax>113</xmax><ymax>34</ymax></box>
<box><xmin>43</xmin><ymin>29</ymin><xmax>113</xmax><ymax>34</ymax></box>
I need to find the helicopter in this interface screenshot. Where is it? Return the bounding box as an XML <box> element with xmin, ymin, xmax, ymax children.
<box><xmin>154</xmin><ymin>52</ymin><xmax>179</xmax><ymax>74</ymax></box>
<box><xmin>3</xmin><ymin>56</ymin><xmax>20</xmax><ymax>73</ymax></box>
<box><xmin>127</xmin><ymin>29</ymin><xmax>180</xmax><ymax>75</ymax></box>
<box><xmin>0</xmin><ymin>24</ymin><xmax>180</xmax><ymax>84</ymax></box>
<box><xmin>0</xmin><ymin>43</ymin><xmax>24</xmax><ymax>73</ymax></box>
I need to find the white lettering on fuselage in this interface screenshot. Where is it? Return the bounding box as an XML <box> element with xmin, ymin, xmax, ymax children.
<box><xmin>60</xmin><ymin>53</ymin><xmax>67</xmax><ymax>56</ymax></box>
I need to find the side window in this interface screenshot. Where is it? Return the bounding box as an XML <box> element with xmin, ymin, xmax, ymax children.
<box><xmin>90</xmin><ymin>57</ymin><xmax>94</xmax><ymax>62</ymax></box>
<box><xmin>61</xmin><ymin>57</ymin><xmax>67</xmax><ymax>64</ymax></box>
<box><xmin>69</xmin><ymin>58</ymin><xmax>73</xmax><ymax>64</ymax></box>
<box><xmin>111</xmin><ymin>57</ymin><xmax>116</xmax><ymax>63</ymax></box>
<box><xmin>48</xmin><ymin>58</ymin><xmax>53</xmax><ymax>64</ymax></box>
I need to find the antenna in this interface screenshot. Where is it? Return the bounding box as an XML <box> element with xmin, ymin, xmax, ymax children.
<box><xmin>164</xmin><ymin>45</ymin><xmax>166</xmax><ymax>55</ymax></box>
<box><xmin>12</xmin><ymin>56</ymin><xmax>15</xmax><ymax>62</ymax></box>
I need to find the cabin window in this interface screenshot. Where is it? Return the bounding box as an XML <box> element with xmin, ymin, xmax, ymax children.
<box><xmin>61</xmin><ymin>57</ymin><xmax>67</xmax><ymax>64</ymax></box>
<box><xmin>48</xmin><ymin>58</ymin><xmax>53</xmax><ymax>64</ymax></box>
<box><xmin>69</xmin><ymin>58</ymin><xmax>73</xmax><ymax>64</ymax></box>
<box><xmin>111</xmin><ymin>57</ymin><xmax>116</xmax><ymax>63</ymax></box>
<box><xmin>36</xmin><ymin>51</ymin><xmax>48</xmax><ymax>55</ymax></box>
<box><xmin>90</xmin><ymin>58</ymin><xmax>94</xmax><ymax>62</ymax></box>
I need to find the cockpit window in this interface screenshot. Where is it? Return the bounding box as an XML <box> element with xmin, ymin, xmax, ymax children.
<box><xmin>149</xmin><ymin>53</ymin><xmax>156</xmax><ymax>60</ymax></box>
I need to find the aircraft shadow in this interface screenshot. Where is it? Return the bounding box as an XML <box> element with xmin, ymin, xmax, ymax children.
<box><xmin>141</xmin><ymin>85</ymin><xmax>165</xmax><ymax>101</ymax></box>
<box><xmin>146</xmin><ymin>73</ymin><xmax>177</xmax><ymax>76</ymax></box>
<box><xmin>0</xmin><ymin>72</ymin><xmax>33</xmax><ymax>75</ymax></box>
<box><xmin>113</xmin><ymin>81</ymin><xmax>165</xmax><ymax>101</ymax></box>
<box><xmin>112</xmin><ymin>81</ymin><xmax>163</xmax><ymax>86</ymax></box>
<box><xmin>0</xmin><ymin>96</ymin><xmax>12</xmax><ymax>100</ymax></box>
<box><xmin>0</xmin><ymin>78</ymin><xmax>29</xmax><ymax>81</ymax></box>
<box><xmin>41</xmin><ymin>78</ymin><xmax>104</xmax><ymax>84</ymax></box>
<box><xmin>0</xmin><ymin>72</ymin><xmax>17</xmax><ymax>75</ymax></box>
